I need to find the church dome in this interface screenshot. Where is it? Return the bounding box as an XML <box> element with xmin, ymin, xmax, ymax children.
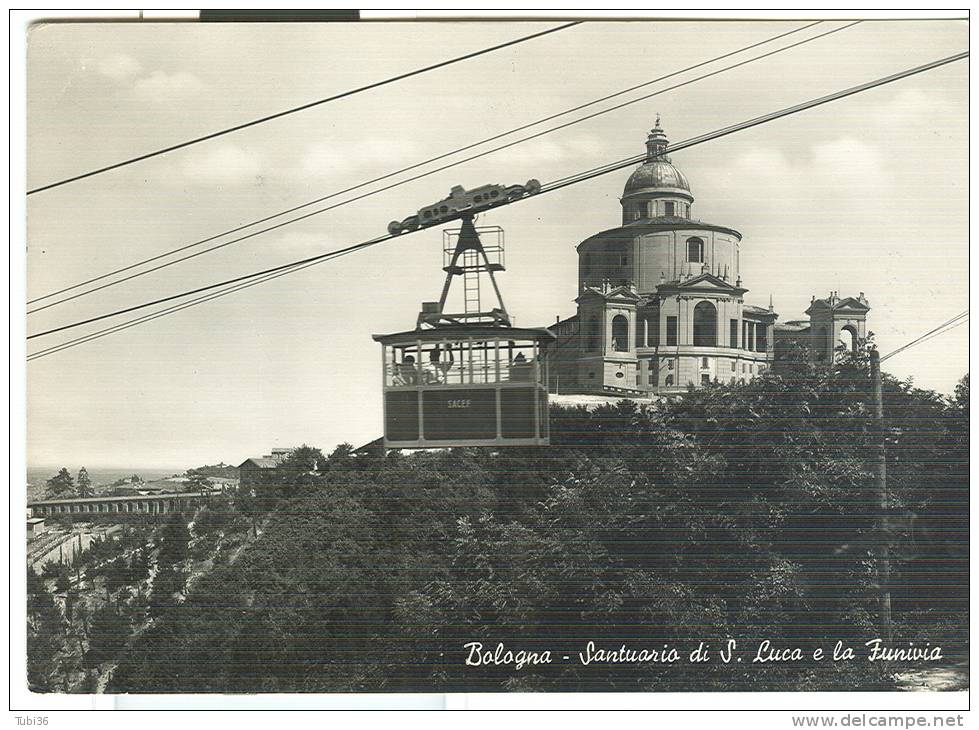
<box><xmin>624</xmin><ymin>160</ymin><xmax>690</xmax><ymax>195</ymax></box>
<box><xmin>622</xmin><ymin>118</ymin><xmax>693</xmax><ymax>200</ymax></box>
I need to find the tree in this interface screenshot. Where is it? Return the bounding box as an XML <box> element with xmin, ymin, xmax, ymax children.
<box><xmin>44</xmin><ymin>467</ymin><xmax>75</xmax><ymax>499</ymax></box>
<box><xmin>127</xmin><ymin>547</ymin><xmax>151</xmax><ymax>585</ymax></box>
<box><xmin>158</xmin><ymin>513</ymin><xmax>191</xmax><ymax>567</ymax></box>
<box><xmin>185</xmin><ymin>471</ymin><xmax>213</xmax><ymax>493</ymax></box>
<box><xmin>102</xmin><ymin>353</ymin><xmax>969</xmax><ymax>694</ymax></box>
<box><xmin>149</xmin><ymin>564</ymin><xmax>186</xmax><ymax>616</ymax></box>
<box><xmin>85</xmin><ymin>605</ymin><xmax>131</xmax><ymax>672</ymax></box>
<box><xmin>27</xmin><ymin>567</ymin><xmax>64</xmax><ymax>692</ymax></box>
<box><xmin>284</xmin><ymin>444</ymin><xmax>325</xmax><ymax>471</ymax></box>
<box><xmin>257</xmin><ymin>444</ymin><xmax>328</xmax><ymax>505</ymax></box>
<box><xmin>55</xmin><ymin>562</ymin><xmax>72</xmax><ymax>594</ymax></box>
<box><xmin>326</xmin><ymin>442</ymin><xmax>355</xmax><ymax>468</ymax></box>
<box><xmin>76</xmin><ymin>467</ymin><xmax>93</xmax><ymax>498</ymax></box>
<box><xmin>953</xmin><ymin>373</ymin><xmax>969</xmax><ymax>410</ymax></box>
<box><xmin>102</xmin><ymin>557</ymin><xmax>129</xmax><ymax>602</ymax></box>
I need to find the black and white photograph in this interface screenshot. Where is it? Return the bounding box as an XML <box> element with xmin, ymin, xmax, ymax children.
<box><xmin>14</xmin><ymin>10</ymin><xmax>969</xmax><ymax>717</ymax></box>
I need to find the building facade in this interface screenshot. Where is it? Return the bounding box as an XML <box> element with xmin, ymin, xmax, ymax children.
<box><xmin>548</xmin><ymin>120</ymin><xmax>868</xmax><ymax>396</ymax></box>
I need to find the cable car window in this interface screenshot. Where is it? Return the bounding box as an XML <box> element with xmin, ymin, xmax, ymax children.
<box><xmin>389</xmin><ymin>346</ymin><xmax>422</xmax><ymax>387</ymax></box>
<box><xmin>432</xmin><ymin>341</ymin><xmax>465</xmax><ymax>385</ymax></box>
<box><xmin>501</xmin><ymin>342</ymin><xmax>537</xmax><ymax>383</ymax></box>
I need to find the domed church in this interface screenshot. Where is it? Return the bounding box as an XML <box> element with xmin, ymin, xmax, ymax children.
<box><xmin>548</xmin><ymin>119</ymin><xmax>870</xmax><ymax>395</ymax></box>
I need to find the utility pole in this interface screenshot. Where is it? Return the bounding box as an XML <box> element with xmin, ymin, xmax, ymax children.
<box><xmin>869</xmin><ymin>349</ymin><xmax>893</xmax><ymax>644</ymax></box>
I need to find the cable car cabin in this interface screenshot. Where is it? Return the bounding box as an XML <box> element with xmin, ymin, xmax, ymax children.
<box><xmin>373</xmin><ymin>325</ymin><xmax>555</xmax><ymax>448</ymax></box>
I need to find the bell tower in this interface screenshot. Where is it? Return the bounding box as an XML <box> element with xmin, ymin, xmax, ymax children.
<box><xmin>806</xmin><ymin>291</ymin><xmax>871</xmax><ymax>362</ymax></box>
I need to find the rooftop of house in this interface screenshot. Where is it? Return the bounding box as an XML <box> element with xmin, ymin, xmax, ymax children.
<box><xmin>239</xmin><ymin>457</ymin><xmax>279</xmax><ymax>469</ymax></box>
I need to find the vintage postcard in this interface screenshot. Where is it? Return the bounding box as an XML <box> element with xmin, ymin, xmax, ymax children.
<box><xmin>18</xmin><ymin>11</ymin><xmax>969</xmax><ymax>717</ymax></box>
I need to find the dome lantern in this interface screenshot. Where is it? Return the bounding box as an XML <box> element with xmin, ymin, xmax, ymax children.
<box><xmin>621</xmin><ymin>119</ymin><xmax>694</xmax><ymax>223</ymax></box>
<box><xmin>645</xmin><ymin>114</ymin><xmax>670</xmax><ymax>161</ymax></box>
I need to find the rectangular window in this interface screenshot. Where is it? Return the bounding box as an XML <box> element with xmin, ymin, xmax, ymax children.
<box><xmin>701</xmin><ymin>357</ymin><xmax>709</xmax><ymax>368</ymax></box>
<box><xmin>648</xmin><ymin>201</ymin><xmax>657</xmax><ymax>218</ymax></box>
<box><xmin>742</xmin><ymin>321</ymin><xmax>748</xmax><ymax>350</ymax></box>
<box><xmin>701</xmin><ymin>373</ymin><xmax>710</xmax><ymax>385</ymax></box>
<box><xmin>666</xmin><ymin>316</ymin><xmax>678</xmax><ymax>346</ymax></box>
<box><xmin>731</xmin><ymin>361</ymin><xmax>736</xmax><ymax>372</ymax></box>
<box><xmin>730</xmin><ymin>319</ymin><xmax>738</xmax><ymax>348</ymax></box>
<box><xmin>665</xmin><ymin>201</ymin><xmax>675</xmax><ymax>216</ymax></box>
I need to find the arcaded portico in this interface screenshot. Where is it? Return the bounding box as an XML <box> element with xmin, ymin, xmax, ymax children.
<box><xmin>28</xmin><ymin>492</ymin><xmax>209</xmax><ymax>518</ymax></box>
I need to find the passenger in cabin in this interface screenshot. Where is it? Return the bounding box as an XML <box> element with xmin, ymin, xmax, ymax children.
<box><xmin>422</xmin><ymin>350</ymin><xmax>443</xmax><ymax>384</ymax></box>
<box><xmin>438</xmin><ymin>349</ymin><xmax>455</xmax><ymax>381</ymax></box>
<box><xmin>394</xmin><ymin>355</ymin><xmax>417</xmax><ymax>386</ymax></box>
<box><xmin>510</xmin><ymin>351</ymin><xmax>532</xmax><ymax>381</ymax></box>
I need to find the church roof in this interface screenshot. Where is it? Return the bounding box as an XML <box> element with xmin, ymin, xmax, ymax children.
<box><xmin>744</xmin><ymin>303</ymin><xmax>779</xmax><ymax>320</ymax></box>
<box><xmin>657</xmin><ymin>271</ymin><xmax>744</xmax><ymax>294</ymax></box>
<box><xmin>578</xmin><ymin>219</ymin><xmax>742</xmax><ymax>248</ymax></box>
<box><xmin>239</xmin><ymin>457</ymin><xmax>279</xmax><ymax>469</ymax></box>
<box><xmin>577</xmin><ymin>283</ymin><xmax>642</xmax><ymax>302</ymax></box>
<box><xmin>806</xmin><ymin>292</ymin><xmax>871</xmax><ymax>315</ymax></box>
<box><xmin>624</xmin><ymin>160</ymin><xmax>691</xmax><ymax>196</ymax></box>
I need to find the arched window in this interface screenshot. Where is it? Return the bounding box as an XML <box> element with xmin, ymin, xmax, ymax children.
<box><xmin>665</xmin><ymin>374</ymin><xmax>674</xmax><ymax>387</ymax></box>
<box><xmin>693</xmin><ymin>301</ymin><xmax>717</xmax><ymax>347</ymax></box>
<box><xmin>611</xmin><ymin>315</ymin><xmax>629</xmax><ymax>352</ymax></box>
<box><xmin>840</xmin><ymin>325</ymin><xmax>858</xmax><ymax>353</ymax></box>
<box><xmin>687</xmin><ymin>237</ymin><xmax>704</xmax><ymax>263</ymax></box>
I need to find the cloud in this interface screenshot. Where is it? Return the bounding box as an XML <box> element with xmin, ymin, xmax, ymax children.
<box><xmin>267</xmin><ymin>231</ymin><xmax>334</xmax><ymax>256</ymax></box>
<box><xmin>178</xmin><ymin>145</ymin><xmax>264</xmax><ymax>186</ymax></box>
<box><xmin>488</xmin><ymin>134</ymin><xmax>605</xmax><ymax>167</ymax></box>
<box><xmin>97</xmin><ymin>53</ymin><xmax>142</xmax><ymax>81</ymax></box>
<box><xmin>300</xmin><ymin>138</ymin><xmax>422</xmax><ymax>178</ymax></box>
<box><xmin>133</xmin><ymin>70</ymin><xmax>205</xmax><ymax>104</ymax></box>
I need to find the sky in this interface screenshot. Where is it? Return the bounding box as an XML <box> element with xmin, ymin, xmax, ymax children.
<box><xmin>24</xmin><ymin>17</ymin><xmax>968</xmax><ymax>470</ymax></box>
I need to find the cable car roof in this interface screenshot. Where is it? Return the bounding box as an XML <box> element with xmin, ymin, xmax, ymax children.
<box><xmin>372</xmin><ymin>324</ymin><xmax>556</xmax><ymax>345</ymax></box>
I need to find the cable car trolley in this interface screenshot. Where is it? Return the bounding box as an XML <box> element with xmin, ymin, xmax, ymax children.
<box><xmin>373</xmin><ymin>211</ymin><xmax>554</xmax><ymax>449</ymax></box>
